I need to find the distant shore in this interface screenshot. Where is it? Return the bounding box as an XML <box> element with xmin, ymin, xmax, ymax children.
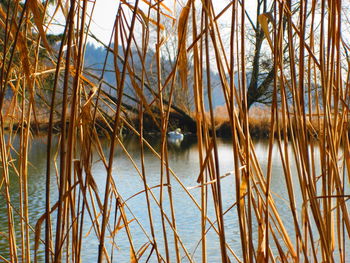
<box><xmin>3</xmin><ymin>105</ymin><xmax>325</xmax><ymax>141</ymax></box>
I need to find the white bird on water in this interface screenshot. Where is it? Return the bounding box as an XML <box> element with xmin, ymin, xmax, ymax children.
<box><xmin>167</xmin><ymin>128</ymin><xmax>184</xmax><ymax>141</ymax></box>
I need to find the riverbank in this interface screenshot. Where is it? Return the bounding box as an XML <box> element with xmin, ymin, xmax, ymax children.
<box><xmin>2</xmin><ymin>105</ymin><xmax>327</xmax><ymax>140</ymax></box>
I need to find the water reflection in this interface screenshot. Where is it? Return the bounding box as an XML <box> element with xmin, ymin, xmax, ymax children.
<box><xmin>0</xmin><ymin>135</ymin><xmax>348</xmax><ymax>262</ymax></box>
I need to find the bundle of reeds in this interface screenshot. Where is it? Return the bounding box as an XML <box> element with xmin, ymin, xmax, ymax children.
<box><xmin>0</xmin><ymin>0</ymin><xmax>349</xmax><ymax>262</ymax></box>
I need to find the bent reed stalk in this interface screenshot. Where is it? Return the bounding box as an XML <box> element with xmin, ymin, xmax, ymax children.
<box><xmin>0</xmin><ymin>0</ymin><xmax>349</xmax><ymax>262</ymax></box>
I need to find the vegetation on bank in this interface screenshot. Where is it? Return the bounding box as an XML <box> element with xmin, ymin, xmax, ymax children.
<box><xmin>2</xmin><ymin>102</ymin><xmax>329</xmax><ymax>141</ymax></box>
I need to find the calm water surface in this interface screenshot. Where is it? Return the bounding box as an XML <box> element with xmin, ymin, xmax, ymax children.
<box><xmin>0</xmin><ymin>135</ymin><xmax>348</xmax><ymax>261</ymax></box>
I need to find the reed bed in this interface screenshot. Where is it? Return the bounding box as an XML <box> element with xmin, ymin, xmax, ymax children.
<box><xmin>0</xmin><ymin>0</ymin><xmax>349</xmax><ymax>262</ymax></box>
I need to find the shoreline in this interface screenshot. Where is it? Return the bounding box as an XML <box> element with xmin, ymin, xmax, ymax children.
<box><xmin>3</xmin><ymin>117</ymin><xmax>324</xmax><ymax>141</ymax></box>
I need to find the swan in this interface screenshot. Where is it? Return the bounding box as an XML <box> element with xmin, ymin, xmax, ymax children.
<box><xmin>167</xmin><ymin>128</ymin><xmax>184</xmax><ymax>141</ymax></box>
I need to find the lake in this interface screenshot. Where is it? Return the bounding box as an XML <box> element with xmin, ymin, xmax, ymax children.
<box><xmin>0</xmin><ymin>134</ymin><xmax>348</xmax><ymax>262</ymax></box>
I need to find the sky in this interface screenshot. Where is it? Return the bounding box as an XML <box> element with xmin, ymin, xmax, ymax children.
<box><xmin>86</xmin><ymin>0</ymin><xmax>120</xmax><ymax>44</ymax></box>
<box><xmin>48</xmin><ymin>0</ymin><xmax>119</xmax><ymax>45</ymax></box>
<box><xmin>47</xmin><ymin>0</ymin><xmax>235</xmax><ymax>46</ymax></box>
<box><xmin>47</xmin><ymin>0</ymin><xmax>350</xmax><ymax>50</ymax></box>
